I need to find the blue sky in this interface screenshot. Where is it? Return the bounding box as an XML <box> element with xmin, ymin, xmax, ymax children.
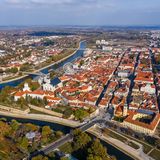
<box><xmin>0</xmin><ymin>0</ymin><xmax>160</xmax><ymax>26</ymax></box>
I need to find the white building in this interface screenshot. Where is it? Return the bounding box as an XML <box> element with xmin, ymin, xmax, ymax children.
<box><xmin>43</xmin><ymin>83</ymin><xmax>56</xmax><ymax>92</ymax></box>
<box><xmin>102</xmin><ymin>46</ymin><xmax>113</xmax><ymax>51</ymax></box>
<box><xmin>140</xmin><ymin>84</ymin><xmax>155</xmax><ymax>94</ymax></box>
<box><xmin>118</xmin><ymin>70</ymin><xmax>131</xmax><ymax>78</ymax></box>
<box><xmin>23</xmin><ymin>83</ymin><xmax>31</xmax><ymax>92</ymax></box>
<box><xmin>96</xmin><ymin>40</ymin><xmax>109</xmax><ymax>45</ymax></box>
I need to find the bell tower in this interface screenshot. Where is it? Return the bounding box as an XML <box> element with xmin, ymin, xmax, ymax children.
<box><xmin>123</xmin><ymin>103</ymin><xmax>128</xmax><ymax>117</ymax></box>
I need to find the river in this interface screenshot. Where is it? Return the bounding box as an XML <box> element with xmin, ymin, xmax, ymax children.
<box><xmin>0</xmin><ymin>115</ymin><xmax>134</xmax><ymax>160</ymax></box>
<box><xmin>0</xmin><ymin>41</ymin><xmax>86</xmax><ymax>90</ymax></box>
<box><xmin>0</xmin><ymin>41</ymin><xmax>134</xmax><ymax>160</ymax></box>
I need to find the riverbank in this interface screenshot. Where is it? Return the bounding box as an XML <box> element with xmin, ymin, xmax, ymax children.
<box><xmin>0</xmin><ymin>112</ymin><xmax>137</xmax><ymax>160</ymax></box>
<box><xmin>0</xmin><ymin>110</ymin><xmax>81</xmax><ymax>128</ymax></box>
<box><xmin>0</xmin><ymin>74</ymin><xmax>28</xmax><ymax>85</ymax></box>
<box><xmin>0</xmin><ymin>117</ymin><xmax>68</xmax><ymax>160</ymax></box>
<box><xmin>88</xmin><ymin>128</ymin><xmax>138</xmax><ymax>160</ymax></box>
<box><xmin>0</xmin><ymin>40</ymin><xmax>85</xmax><ymax>85</ymax></box>
<box><xmin>37</xmin><ymin>41</ymin><xmax>85</xmax><ymax>73</ymax></box>
<box><xmin>88</xmin><ymin>126</ymin><xmax>153</xmax><ymax>160</ymax></box>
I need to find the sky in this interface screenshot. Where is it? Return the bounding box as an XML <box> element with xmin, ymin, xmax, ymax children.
<box><xmin>0</xmin><ymin>0</ymin><xmax>160</xmax><ymax>26</ymax></box>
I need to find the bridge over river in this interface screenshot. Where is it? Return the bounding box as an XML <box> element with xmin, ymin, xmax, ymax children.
<box><xmin>27</xmin><ymin>116</ymin><xmax>109</xmax><ymax>160</ymax></box>
<box><xmin>27</xmin><ymin>49</ymin><xmax>127</xmax><ymax>160</ymax></box>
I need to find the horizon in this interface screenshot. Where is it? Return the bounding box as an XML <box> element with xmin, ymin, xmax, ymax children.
<box><xmin>0</xmin><ymin>0</ymin><xmax>160</xmax><ymax>26</ymax></box>
<box><xmin>1</xmin><ymin>24</ymin><xmax>160</xmax><ymax>29</ymax></box>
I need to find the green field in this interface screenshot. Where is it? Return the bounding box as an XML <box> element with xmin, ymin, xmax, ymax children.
<box><xmin>103</xmin><ymin>129</ymin><xmax>139</xmax><ymax>149</ymax></box>
<box><xmin>128</xmin><ymin>141</ymin><xmax>140</xmax><ymax>149</ymax></box>
<box><xmin>104</xmin><ymin>129</ymin><xmax>127</xmax><ymax>142</ymax></box>
<box><xmin>149</xmin><ymin>149</ymin><xmax>160</xmax><ymax>160</ymax></box>
<box><xmin>29</xmin><ymin>108</ymin><xmax>51</xmax><ymax>115</ymax></box>
<box><xmin>120</xmin><ymin>133</ymin><xmax>152</xmax><ymax>154</ymax></box>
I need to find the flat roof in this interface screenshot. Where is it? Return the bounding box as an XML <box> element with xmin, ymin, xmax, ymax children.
<box><xmin>137</xmin><ymin>109</ymin><xmax>154</xmax><ymax>115</ymax></box>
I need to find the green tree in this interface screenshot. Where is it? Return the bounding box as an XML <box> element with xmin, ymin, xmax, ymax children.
<box><xmin>41</xmin><ymin>126</ymin><xmax>53</xmax><ymax>144</ymax></box>
<box><xmin>17</xmin><ymin>97</ymin><xmax>28</xmax><ymax>107</ymax></box>
<box><xmin>55</xmin><ymin>131</ymin><xmax>63</xmax><ymax>138</ymax></box>
<box><xmin>32</xmin><ymin>155</ymin><xmax>48</xmax><ymax>160</ymax></box>
<box><xmin>19</xmin><ymin>137</ymin><xmax>29</xmax><ymax>150</ymax></box>
<box><xmin>20</xmin><ymin>63</ymin><xmax>31</xmax><ymax>71</ymax></box>
<box><xmin>42</xmin><ymin>126</ymin><xmax>52</xmax><ymax>137</ymax></box>
<box><xmin>29</xmin><ymin>97</ymin><xmax>47</xmax><ymax>107</ymax></box>
<box><xmin>59</xmin><ymin>142</ymin><xmax>73</xmax><ymax>153</ymax></box>
<box><xmin>87</xmin><ymin>139</ymin><xmax>109</xmax><ymax>160</ymax></box>
<box><xmin>10</xmin><ymin>120</ymin><xmax>20</xmax><ymax>131</ymax></box>
<box><xmin>79</xmin><ymin>60</ymin><xmax>85</xmax><ymax>66</ymax></box>
<box><xmin>87</xmin><ymin>155</ymin><xmax>102</xmax><ymax>160</ymax></box>
<box><xmin>25</xmin><ymin>123</ymin><xmax>39</xmax><ymax>132</ymax></box>
<box><xmin>60</xmin><ymin>157</ymin><xmax>69</xmax><ymax>160</ymax></box>
<box><xmin>63</xmin><ymin>108</ymin><xmax>73</xmax><ymax>118</ymax></box>
<box><xmin>73</xmin><ymin>129</ymin><xmax>91</xmax><ymax>151</ymax></box>
<box><xmin>9</xmin><ymin>67</ymin><xmax>18</xmax><ymax>73</ymax></box>
<box><xmin>30</xmin><ymin>82</ymin><xmax>40</xmax><ymax>91</ymax></box>
<box><xmin>74</xmin><ymin>109</ymin><xmax>89</xmax><ymax>121</ymax></box>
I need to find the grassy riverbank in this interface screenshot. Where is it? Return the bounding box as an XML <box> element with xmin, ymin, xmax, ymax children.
<box><xmin>0</xmin><ymin>41</ymin><xmax>83</xmax><ymax>84</ymax></box>
<box><xmin>0</xmin><ymin>119</ymin><xmax>64</xmax><ymax>160</ymax></box>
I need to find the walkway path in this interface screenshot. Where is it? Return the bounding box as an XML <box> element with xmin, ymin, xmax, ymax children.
<box><xmin>126</xmin><ymin>52</ymin><xmax>140</xmax><ymax>105</ymax></box>
<box><xmin>0</xmin><ymin>41</ymin><xmax>84</xmax><ymax>84</ymax></box>
<box><xmin>96</xmin><ymin>51</ymin><xmax>126</xmax><ymax>106</ymax></box>
<box><xmin>27</xmin><ymin>117</ymin><xmax>107</xmax><ymax>160</ymax></box>
<box><xmin>88</xmin><ymin>126</ymin><xmax>154</xmax><ymax>160</ymax></box>
<box><xmin>0</xmin><ymin>110</ymin><xmax>81</xmax><ymax>127</ymax></box>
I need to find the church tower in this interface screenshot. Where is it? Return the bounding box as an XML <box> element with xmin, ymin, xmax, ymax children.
<box><xmin>123</xmin><ymin>103</ymin><xmax>128</xmax><ymax>117</ymax></box>
<box><xmin>23</xmin><ymin>83</ymin><xmax>31</xmax><ymax>92</ymax></box>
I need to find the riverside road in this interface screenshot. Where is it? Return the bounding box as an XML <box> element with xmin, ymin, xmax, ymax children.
<box><xmin>28</xmin><ymin>117</ymin><xmax>108</xmax><ymax>160</ymax></box>
<box><xmin>28</xmin><ymin>51</ymin><xmax>127</xmax><ymax>160</ymax></box>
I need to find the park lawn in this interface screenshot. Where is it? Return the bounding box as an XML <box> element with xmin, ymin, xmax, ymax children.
<box><xmin>128</xmin><ymin>141</ymin><xmax>140</xmax><ymax>149</ymax></box>
<box><xmin>29</xmin><ymin>108</ymin><xmax>51</xmax><ymax>115</ymax></box>
<box><xmin>103</xmin><ymin>129</ymin><xmax>139</xmax><ymax>149</ymax></box>
<box><xmin>103</xmin><ymin>128</ymin><xmax>127</xmax><ymax>143</ymax></box>
<box><xmin>142</xmin><ymin>143</ymin><xmax>153</xmax><ymax>154</ymax></box>
<box><xmin>120</xmin><ymin>132</ymin><xmax>152</xmax><ymax>154</ymax></box>
<box><xmin>149</xmin><ymin>149</ymin><xmax>160</xmax><ymax>160</ymax></box>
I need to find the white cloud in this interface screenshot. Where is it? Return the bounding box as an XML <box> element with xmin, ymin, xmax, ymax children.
<box><xmin>4</xmin><ymin>0</ymin><xmax>112</xmax><ymax>8</ymax></box>
<box><xmin>5</xmin><ymin>0</ymin><xmax>82</xmax><ymax>5</ymax></box>
<box><xmin>2</xmin><ymin>0</ymin><xmax>76</xmax><ymax>9</ymax></box>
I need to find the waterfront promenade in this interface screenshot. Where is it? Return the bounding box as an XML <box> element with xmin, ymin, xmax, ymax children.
<box><xmin>88</xmin><ymin>127</ymin><xmax>153</xmax><ymax>160</ymax></box>
<box><xmin>0</xmin><ymin>41</ymin><xmax>85</xmax><ymax>85</ymax></box>
<box><xmin>28</xmin><ymin>117</ymin><xmax>106</xmax><ymax>160</ymax></box>
<box><xmin>0</xmin><ymin>110</ymin><xmax>81</xmax><ymax>128</ymax></box>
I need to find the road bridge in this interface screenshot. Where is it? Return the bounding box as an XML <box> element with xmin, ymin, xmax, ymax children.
<box><xmin>22</xmin><ymin>71</ymin><xmax>45</xmax><ymax>76</ymax></box>
<box><xmin>28</xmin><ymin>116</ymin><xmax>109</xmax><ymax>160</ymax></box>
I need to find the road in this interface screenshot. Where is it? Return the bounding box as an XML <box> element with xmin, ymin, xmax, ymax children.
<box><xmin>126</xmin><ymin>52</ymin><xmax>140</xmax><ymax>105</ymax></box>
<box><xmin>149</xmin><ymin>49</ymin><xmax>160</xmax><ymax>111</ymax></box>
<box><xmin>95</xmin><ymin>51</ymin><xmax>126</xmax><ymax>106</ymax></box>
<box><xmin>0</xmin><ymin>110</ymin><xmax>81</xmax><ymax>128</ymax></box>
<box><xmin>27</xmin><ymin>51</ymin><xmax>127</xmax><ymax>159</ymax></box>
<box><xmin>28</xmin><ymin>116</ymin><xmax>110</xmax><ymax>159</ymax></box>
<box><xmin>28</xmin><ymin>51</ymin><xmax>127</xmax><ymax>159</ymax></box>
<box><xmin>88</xmin><ymin>127</ymin><xmax>154</xmax><ymax>160</ymax></box>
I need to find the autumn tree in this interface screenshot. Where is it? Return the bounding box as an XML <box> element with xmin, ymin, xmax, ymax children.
<box><xmin>41</xmin><ymin>126</ymin><xmax>53</xmax><ymax>144</ymax></box>
<box><xmin>73</xmin><ymin>129</ymin><xmax>91</xmax><ymax>151</ymax></box>
<box><xmin>87</xmin><ymin>139</ymin><xmax>109</xmax><ymax>160</ymax></box>
<box><xmin>32</xmin><ymin>155</ymin><xmax>48</xmax><ymax>160</ymax></box>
